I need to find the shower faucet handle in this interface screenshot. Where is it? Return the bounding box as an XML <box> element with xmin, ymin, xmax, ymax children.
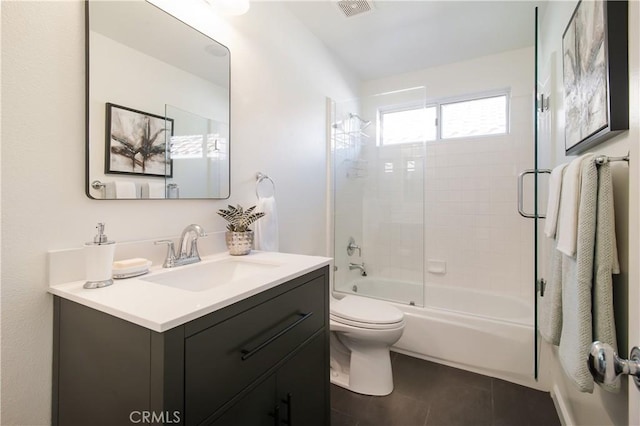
<box><xmin>347</xmin><ymin>236</ymin><xmax>361</xmax><ymax>257</ymax></box>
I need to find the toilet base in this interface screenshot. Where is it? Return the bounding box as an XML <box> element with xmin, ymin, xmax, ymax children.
<box><xmin>330</xmin><ymin>366</ymin><xmax>350</xmax><ymax>390</ymax></box>
<box><xmin>330</xmin><ymin>345</ymin><xmax>394</xmax><ymax>396</ymax></box>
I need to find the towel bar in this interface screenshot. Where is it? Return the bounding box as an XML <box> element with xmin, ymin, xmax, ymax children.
<box><xmin>518</xmin><ymin>153</ymin><xmax>629</xmax><ymax>219</ymax></box>
<box><xmin>594</xmin><ymin>154</ymin><xmax>629</xmax><ymax>165</ymax></box>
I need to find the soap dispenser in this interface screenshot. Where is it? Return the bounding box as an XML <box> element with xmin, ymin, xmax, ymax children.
<box><xmin>84</xmin><ymin>223</ymin><xmax>116</xmax><ymax>289</ymax></box>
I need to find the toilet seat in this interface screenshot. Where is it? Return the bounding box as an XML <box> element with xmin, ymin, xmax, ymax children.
<box><xmin>330</xmin><ymin>295</ymin><xmax>404</xmax><ymax>330</ymax></box>
<box><xmin>330</xmin><ymin>315</ymin><xmax>405</xmax><ymax>330</ymax></box>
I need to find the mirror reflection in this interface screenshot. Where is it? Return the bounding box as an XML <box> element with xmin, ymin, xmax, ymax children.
<box><xmin>86</xmin><ymin>0</ymin><xmax>230</xmax><ymax>199</ymax></box>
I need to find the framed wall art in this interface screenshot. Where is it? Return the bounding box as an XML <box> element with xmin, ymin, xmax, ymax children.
<box><xmin>105</xmin><ymin>103</ymin><xmax>174</xmax><ymax>177</ymax></box>
<box><xmin>562</xmin><ymin>0</ymin><xmax>628</xmax><ymax>155</ymax></box>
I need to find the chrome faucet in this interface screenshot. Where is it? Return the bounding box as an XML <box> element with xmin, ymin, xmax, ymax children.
<box><xmin>349</xmin><ymin>262</ymin><xmax>367</xmax><ymax>277</ymax></box>
<box><xmin>155</xmin><ymin>224</ymin><xmax>207</xmax><ymax>268</ymax></box>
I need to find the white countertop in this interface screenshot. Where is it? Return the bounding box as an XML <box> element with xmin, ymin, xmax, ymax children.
<box><xmin>48</xmin><ymin>251</ymin><xmax>332</xmax><ymax>332</ymax></box>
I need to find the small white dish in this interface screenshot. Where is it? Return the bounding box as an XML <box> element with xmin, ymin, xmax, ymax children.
<box><xmin>112</xmin><ymin>259</ymin><xmax>152</xmax><ymax>280</ymax></box>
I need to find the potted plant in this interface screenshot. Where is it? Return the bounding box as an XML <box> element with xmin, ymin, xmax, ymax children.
<box><xmin>217</xmin><ymin>204</ymin><xmax>265</xmax><ymax>255</ymax></box>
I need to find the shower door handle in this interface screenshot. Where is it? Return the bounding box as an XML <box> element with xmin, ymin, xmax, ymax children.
<box><xmin>517</xmin><ymin>169</ymin><xmax>551</xmax><ymax>218</ymax></box>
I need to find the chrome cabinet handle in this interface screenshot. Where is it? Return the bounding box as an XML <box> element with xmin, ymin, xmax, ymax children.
<box><xmin>517</xmin><ymin>169</ymin><xmax>551</xmax><ymax>218</ymax></box>
<box><xmin>588</xmin><ymin>341</ymin><xmax>640</xmax><ymax>390</ymax></box>
<box><xmin>241</xmin><ymin>312</ymin><xmax>313</xmax><ymax>361</ymax></box>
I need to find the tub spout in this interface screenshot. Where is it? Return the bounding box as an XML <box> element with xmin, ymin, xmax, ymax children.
<box><xmin>349</xmin><ymin>262</ymin><xmax>367</xmax><ymax>276</ymax></box>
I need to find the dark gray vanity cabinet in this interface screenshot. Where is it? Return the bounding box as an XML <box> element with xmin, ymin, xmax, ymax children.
<box><xmin>52</xmin><ymin>266</ymin><xmax>329</xmax><ymax>426</ymax></box>
<box><xmin>209</xmin><ymin>334</ymin><xmax>326</xmax><ymax>426</ymax></box>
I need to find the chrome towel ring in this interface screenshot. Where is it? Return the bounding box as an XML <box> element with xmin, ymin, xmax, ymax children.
<box><xmin>256</xmin><ymin>172</ymin><xmax>276</xmax><ymax>198</ymax></box>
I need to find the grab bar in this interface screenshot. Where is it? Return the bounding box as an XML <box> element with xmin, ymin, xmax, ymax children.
<box><xmin>517</xmin><ymin>169</ymin><xmax>551</xmax><ymax>218</ymax></box>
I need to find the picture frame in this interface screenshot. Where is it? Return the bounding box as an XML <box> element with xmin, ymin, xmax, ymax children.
<box><xmin>562</xmin><ymin>0</ymin><xmax>628</xmax><ymax>155</ymax></box>
<box><xmin>105</xmin><ymin>103</ymin><xmax>174</xmax><ymax>177</ymax></box>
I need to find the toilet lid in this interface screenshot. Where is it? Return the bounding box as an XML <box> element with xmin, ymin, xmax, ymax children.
<box><xmin>330</xmin><ymin>295</ymin><xmax>404</xmax><ymax>325</ymax></box>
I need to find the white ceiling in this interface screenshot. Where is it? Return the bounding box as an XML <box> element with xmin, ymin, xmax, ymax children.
<box><xmin>285</xmin><ymin>1</ymin><xmax>547</xmax><ymax>81</ymax></box>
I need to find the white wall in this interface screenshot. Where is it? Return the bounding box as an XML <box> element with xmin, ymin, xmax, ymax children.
<box><xmin>359</xmin><ymin>48</ymin><xmax>535</xmax><ymax>301</ymax></box>
<box><xmin>538</xmin><ymin>1</ymin><xmax>639</xmax><ymax>425</ymax></box>
<box><xmin>0</xmin><ymin>1</ymin><xmax>358</xmax><ymax>424</ymax></box>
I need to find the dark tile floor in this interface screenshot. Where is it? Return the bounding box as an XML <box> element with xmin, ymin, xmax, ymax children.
<box><xmin>331</xmin><ymin>352</ymin><xmax>561</xmax><ymax>426</ymax></box>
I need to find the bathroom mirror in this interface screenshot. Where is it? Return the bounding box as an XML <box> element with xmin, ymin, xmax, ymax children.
<box><xmin>86</xmin><ymin>0</ymin><xmax>230</xmax><ymax>199</ymax></box>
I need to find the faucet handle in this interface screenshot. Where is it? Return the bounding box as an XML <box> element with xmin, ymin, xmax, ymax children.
<box><xmin>154</xmin><ymin>240</ymin><xmax>176</xmax><ymax>268</ymax></box>
<box><xmin>347</xmin><ymin>237</ymin><xmax>362</xmax><ymax>257</ymax></box>
<box><xmin>189</xmin><ymin>239</ymin><xmax>202</xmax><ymax>262</ymax></box>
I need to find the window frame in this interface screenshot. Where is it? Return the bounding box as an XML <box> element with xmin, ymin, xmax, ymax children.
<box><xmin>377</xmin><ymin>88</ymin><xmax>510</xmax><ymax>146</ymax></box>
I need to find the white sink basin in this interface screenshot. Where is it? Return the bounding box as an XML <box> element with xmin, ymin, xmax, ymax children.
<box><xmin>140</xmin><ymin>258</ymin><xmax>280</xmax><ymax>292</ymax></box>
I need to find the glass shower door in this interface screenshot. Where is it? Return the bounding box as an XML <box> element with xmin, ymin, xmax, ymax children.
<box><xmin>533</xmin><ymin>6</ymin><xmax>553</xmax><ymax>380</ymax></box>
<box><xmin>331</xmin><ymin>88</ymin><xmax>426</xmax><ymax>307</ymax></box>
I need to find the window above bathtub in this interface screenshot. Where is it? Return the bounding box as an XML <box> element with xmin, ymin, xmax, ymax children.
<box><xmin>378</xmin><ymin>89</ymin><xmax>510</xmax><ymax>146</ymax></box>
<box><xmin>379</xmin><ymin>104</ymin><xmax>436</xmax><ymax>145</ymax></box>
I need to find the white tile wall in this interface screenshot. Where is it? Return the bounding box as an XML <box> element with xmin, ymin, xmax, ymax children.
<box><xmin>422</xmin><ymin>92</ymin><xmax>534</xmax><ymax>299</ymax></box>
<box><xmin>334</xmin><ymin>49</ymin><xmax>535</xmax><ymax>304</ymax></box>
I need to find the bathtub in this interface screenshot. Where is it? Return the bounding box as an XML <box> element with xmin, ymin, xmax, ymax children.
<box><xmin>334</xmin><ymin>277</ymin><xmax>536</xmax><ymax>385</ymax></box>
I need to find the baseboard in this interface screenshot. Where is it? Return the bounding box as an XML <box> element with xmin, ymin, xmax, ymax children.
<box><xmin>550</xmin><ymin>384</ymin><xmax>575</xmax><ymax>426</ymax></box>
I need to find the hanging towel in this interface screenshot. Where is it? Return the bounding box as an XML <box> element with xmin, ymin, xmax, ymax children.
<box><xmin>557</xmin><ymin>154</ymin><xmax>595</xmax><ymax>256</ymax></box>
<box><xmin>104</xmin><ymin>181</ymin><xmax>137</xmax><ymax>199</ymax></box>
<box><xmin>141</xmin><ymin>182</ymin><xmax>166</xmax><ymax>199</ymax></box>
<box><xmin>539</xmin><ymin>238</ymin><xmax>563</xmax><ymax>345</ymax></box>
<box><xmin>593</xmin><ymin>163</ymin><xmax>620</xmax><ymax>392</ymax></box>
<box><xmin>558</xmin><ymin>156</ymin><xmax>597</xmax><ymax>393</ymax></box>
<box><xmin>255</xmin><ymin>196</ymin><xmax>279</xmax><ymax>252</ymax></box>
<box><xmin>544</xmin><ymin>163</ymin><xmax>569</xmax><ymax>238</ymax></box>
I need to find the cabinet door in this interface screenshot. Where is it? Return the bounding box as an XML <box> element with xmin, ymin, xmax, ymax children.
<box><xmin>208</xmin><ymin>375</ymin><xmax>277</xmax><ymax>426</ymax></box>
<box><xmin>276</xmin><ymin>333</ymin><xmax>328</xmax><ymax>426</ymax></box>
<box><xmin>185</xmin><ymin>276</ymin><xmax>325</xmax><ymax>425</ymax></box>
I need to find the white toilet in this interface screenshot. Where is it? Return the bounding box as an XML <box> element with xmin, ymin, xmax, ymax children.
<box><xmin>329</xmin><ymin>295</ymin><xmax>405</xmax><ymax>396</ymax></box>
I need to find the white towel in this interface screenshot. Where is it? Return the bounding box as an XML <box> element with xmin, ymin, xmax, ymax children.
<box><xmin>544</xmin><ymin>163</ymin><xmax>569</xmax><ymax>238</ymax></box>
<box><xmin>557</xmin><ymin>154</ymin><xmax>595</xmax><ymax>256</ymax></box>
<box><xmin>539</xmin><ymin>238</ymin><xmax>563</xmax><ymax>346</ymax></box>
<box><xmin>104</xmin><ymin>181</ymin><xmax>137</xmax><ymax>199</ymax></box>
<box><xmin>141</xmin><ymin>182</ymin><xmax>166</xmax><ymax>199</ymax></box>
<box><xmin>558</xmin><ymin>157</ymin><xmax>597</xmax><ymax>393</ymax></box>
<box><xmin>593</xmin><ymin>163</ymin><xmax>620</xmax><ymax>392</ymax></box>
<box><xmin>254</xmin><ymin>196</ymin><xmax>279</xmax><ymax>252</ymax></box>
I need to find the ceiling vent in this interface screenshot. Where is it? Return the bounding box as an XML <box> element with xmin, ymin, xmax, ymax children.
<box><xmin>336</xmin><ymin>0</ymin><xmax>374</xmax><ymax>18</ymax></box>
